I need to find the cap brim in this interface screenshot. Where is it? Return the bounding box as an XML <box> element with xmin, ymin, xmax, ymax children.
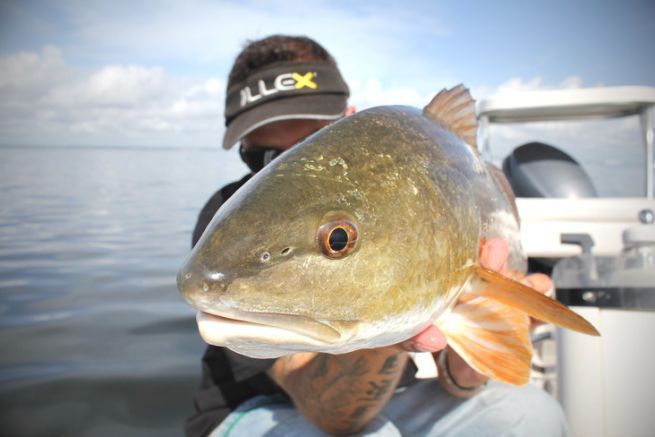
<box><xmin>222</xmin><ymin>94</ymin><xmax>347</xmax><ymax>150</ymax></box>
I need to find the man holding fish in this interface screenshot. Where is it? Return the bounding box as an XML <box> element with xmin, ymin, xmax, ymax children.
<box><xmin>182</xmin><ymin>35</ymin><xmax>592</xmax><ymax>436</ymax></box>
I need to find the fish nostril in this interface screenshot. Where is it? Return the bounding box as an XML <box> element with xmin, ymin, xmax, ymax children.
<box><xmin>205</xmin><ymin>272</ymin><xmax>228</xmax><ymax>292</ymax></box>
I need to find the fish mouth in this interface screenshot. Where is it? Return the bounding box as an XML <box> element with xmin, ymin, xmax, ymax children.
<box><xmin>198</xmin><ymin>307</ymin><xmax>343</xmax><ymax>344</ymax></box>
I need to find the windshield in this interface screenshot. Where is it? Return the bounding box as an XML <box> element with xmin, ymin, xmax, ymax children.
<box><xmin>485</xmin><ymin>115</ymin><xmax>646</xmax><ymax>197</ymax></box>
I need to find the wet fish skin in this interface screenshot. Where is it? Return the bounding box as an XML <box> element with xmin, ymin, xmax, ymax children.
<box><xmin>178</xmin><ymin>86</ymin><xmax>598</xmax><ymax>382</ymax></box>
<box><xmin>180</xmin><ymin>105</ymin><xmax>485</xmax><ymax>333</ymax></box>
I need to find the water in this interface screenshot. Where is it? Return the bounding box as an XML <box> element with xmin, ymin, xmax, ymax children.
<box><xmin>0</xmin><ymin>146</ymin><xmax>249</xmax><ymax>436</ymax></box>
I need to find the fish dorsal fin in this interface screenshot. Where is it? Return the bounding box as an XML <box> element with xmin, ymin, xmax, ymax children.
<box><xmin>471</xmin><ymin>266</ymin><xmax>600</xmax><ymax>336</ymax></box>
<box><xmin>423</xmin><ymin>84</ymin><xmax>478</xmax><ymax>149</ymax></box>
<box><xmin>437</xmin><ymin>296</ymin><xmax>532</xmax><ymax>385</ymax></box>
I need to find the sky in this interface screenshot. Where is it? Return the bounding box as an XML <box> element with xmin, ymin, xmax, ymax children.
<box><xmin>0</xmin><ymin>0</ymin><xmax>654</xmax><ymax>150</ymax></box>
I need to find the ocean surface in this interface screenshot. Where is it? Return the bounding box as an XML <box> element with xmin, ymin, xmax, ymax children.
<box><xmin>0</xmin><ymin>146</ymin><xmax>248</xmax><ymax>436</ymax></box>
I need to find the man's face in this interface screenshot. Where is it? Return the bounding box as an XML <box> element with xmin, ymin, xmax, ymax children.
<box><xmin>241</xmin><ymin>119</ymin><xmax>331</xmax><ymax>152</ymax></box>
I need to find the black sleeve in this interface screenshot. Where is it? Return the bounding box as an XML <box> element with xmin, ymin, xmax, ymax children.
<box><xmin>192</xmin><ymin>190</ymin><xmax>224</xmax><ymax>248</ymax></box>
<box><xmin>191</xmin><ymin>174</ymin><xmax>253</xmax><ymax>248</ymax></box>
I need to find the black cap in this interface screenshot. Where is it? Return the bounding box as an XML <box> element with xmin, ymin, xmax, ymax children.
<box><xmin>223</xmin><ymin>61</ymin><xmax>349</xmax><ymax>149</ymax></box>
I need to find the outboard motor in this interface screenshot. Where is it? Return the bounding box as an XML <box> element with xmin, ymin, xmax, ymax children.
<box><xmin>502</xmin><ymin>142</ymin><xmax>597</xmax><ymax>198</ymax></box>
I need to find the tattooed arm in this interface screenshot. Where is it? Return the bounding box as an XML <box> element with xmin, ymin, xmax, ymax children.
<box><xmin>267</xmin><ymin>348</ymin><xmax>408</xmax><ymax>435</ymax></box>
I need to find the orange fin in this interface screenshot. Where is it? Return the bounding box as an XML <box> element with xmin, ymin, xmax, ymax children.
<box><xmin>423</xmin><ymin>84</ymin><xmax>478</xmax><ymax>148</ymax></box>
<box><xmin>471</xmin><ymin>266</ymin><xmax>600</xmax><ymax>336</ymax></box>
<box><xmin>437</xmin><ymin>296</ymin><xmax>532</xmax><ymax>385</ymax></box>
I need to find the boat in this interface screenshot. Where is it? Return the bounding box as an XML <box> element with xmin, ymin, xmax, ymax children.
<box><xmin>477</xmin><ymin>86</ymin><xmax>655</xmax><ymax>437</ymax></box>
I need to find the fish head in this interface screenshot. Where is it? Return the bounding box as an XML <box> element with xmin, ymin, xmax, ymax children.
<box><xmin>178</xmin><ymin>107</ymin><xmax>479</xmax><ymax>357</ymax></box>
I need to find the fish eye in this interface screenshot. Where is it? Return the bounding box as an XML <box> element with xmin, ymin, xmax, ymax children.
<box><xmin>260</xmin><ymin>252</ymin><xmax>271</xmax><ymax>262</ymax></box>
<box><xmin>318</xmin><ymin>220</ymin><xmax>358</xmax><ymax>258</ymax></box>
<box><xmin>329</xmin><ymin>228</ymin><xmax>348</xmax><ymax>251</ymax></box>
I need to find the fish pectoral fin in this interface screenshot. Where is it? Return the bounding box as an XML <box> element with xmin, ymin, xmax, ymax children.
<box><xmin>423</xmin><ymin>84</ymin><xmax>478</xmax><ymax>149</ymax></box>
<box><xmin>471</xmin><ymin>266</ymin><xmax>600</xmax><ymax>336</ymax></box>
<box><xmin>437</xmin><ymin>296</ymin><xmax>532</xmax><ymax>385</ymax></box>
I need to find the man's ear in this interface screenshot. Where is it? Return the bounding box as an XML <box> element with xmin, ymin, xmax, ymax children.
<box><xmin>344</xmin><ymin>105</ymin><xmax>356</xmax><ymax>116</ymax></box>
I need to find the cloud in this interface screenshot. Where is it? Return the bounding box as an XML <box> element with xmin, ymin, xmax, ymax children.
<box><xmin>0</xmin><ymin>1</ymin><xmax>460</xmax><ymax>147</ymax></box>
<box><xmin>17</xmin><ymin>0</ymin><xmax>449</xmax><ymax>92</ymax></box>
<box><xmin>57</xmin><ymin>64</ymin><xmax>168</xmax><ymax>107</ymax></box>
<box><xmin>0</xmin><ymin>40</ymin><xmax>454</xmax><ymax>147</ymax></box>
<box><xmin>349</xmin><ymin>78</ymin><xmax>428</xmax><ymax>110</ymax></box>
<box><xmin>492</xmin><ymin>76</ymin><xmax>584</xmax><ymax>95</ymax></box>
<box><xmin>0</xmin><ymin>46</ymin><xmax>224</xmax><ymax>146</ymax></box>
<box><xmin>0</xmin><ymin>46</ymin><xmax>70</xmax><ymax>96</ymax></box>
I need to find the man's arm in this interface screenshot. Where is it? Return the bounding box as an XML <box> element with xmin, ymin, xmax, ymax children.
<box><xmin>267</xmin><ymin>348</ymin><xmax>408</xmax><ymax>435</ymax></box>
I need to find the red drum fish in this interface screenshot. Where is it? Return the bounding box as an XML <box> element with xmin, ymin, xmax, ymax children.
<box><xmin>178</xmin><ymin>85</ymin><xmax>598</xmax><ymax>385</ymax></box>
